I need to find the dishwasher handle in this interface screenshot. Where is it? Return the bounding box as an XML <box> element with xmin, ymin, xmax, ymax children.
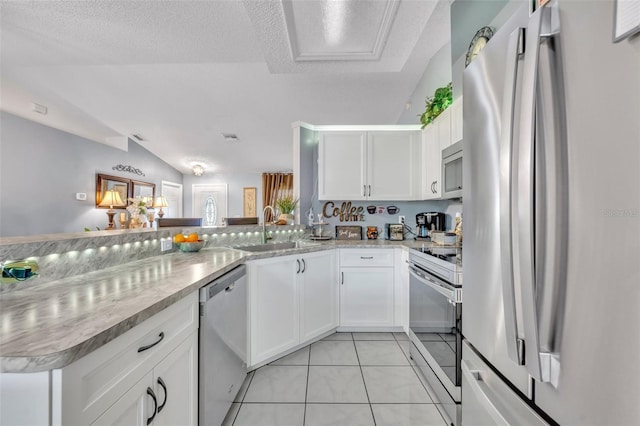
<box><xmin>200</xmin><ymin>265</ymin><xmax>247</xmax><ymax>303</ymax></box>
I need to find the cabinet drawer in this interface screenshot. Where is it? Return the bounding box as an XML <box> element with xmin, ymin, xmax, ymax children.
<box><xmin>339</xmin><ymin>249</ymin><xmax>394</xmax><ymax>267</ymax></box>
<box><xmin>57</xmin><ymin>292</ymin><xmax>198</xmax><ymax>425</ymax></box>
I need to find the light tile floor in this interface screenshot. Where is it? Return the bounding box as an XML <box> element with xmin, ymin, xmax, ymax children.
<box><xmin>223</xmin><ymin>332</ymin><xmax>449</xmax><ymax>426</ymax></box>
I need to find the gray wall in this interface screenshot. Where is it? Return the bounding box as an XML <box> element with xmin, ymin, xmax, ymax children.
<box><xmin>397</xmin><ymin>42</ymin><xmax>453</xmax><ymax>125</ymax></box>
<box><xmin>451</xmin><ymin>0</ymin><xmax>523</xmax><ymax>99</ymax></box>
<box><xmin>182</xmin><ymin>172</ymin><xmax>263</xmax><ymax>219</ymax></box>
<box><xmin>0</xmin><ymin>112</ymin><xmax>183</xmax><ymax>237</ymax></box>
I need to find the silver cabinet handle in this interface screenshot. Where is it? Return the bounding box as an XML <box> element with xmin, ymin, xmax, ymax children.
<box><xmin>363</xmin><ymin>185</ymin><xmax>366</xmax><ymax>197</ymax></box>
<box><xmin>296</xmin><ymin>259</ymin><xmax>300</xmax><ymax>274</ymax></box>
<box><xmin>157</xmin><ymin>377</ymin><xmax>167</xmax><ymax>413</ymax></box>
<box><xmin>499</xmin><ymin>25</ymin><xmax>525</xmax><ymax>367</ymax></box>
<box><xmin>301</xmin><ymin>258</ymin><xmax>306</xmax><ymax>273</ymax></box>
<box><xmin>368</xmin><ymin>185</ymin><xmax>371</xmax><ymax>196</ymax></box>
<box><xmin>360</xmin><ymin>256</ymin><xmax>374</xmax><ymax>259</ymax></box>
<box><xmin>341</xmin><ymin>272</ymin><xmax>344</xmax><ymax>285</ymax></box>
<box><xmin>146</xmin><ymin>387</ymin><xmax>158</xmax><ymax>425</ymax></box>
<box><xmin>433</xmin><ymin>181</ymin><xmax>437</xmax><ymax>193</ymax></box>
<box><xmin>138</xmin><ymin>332</ymin><xmax>164</xmax><ymax>353</ymax></box>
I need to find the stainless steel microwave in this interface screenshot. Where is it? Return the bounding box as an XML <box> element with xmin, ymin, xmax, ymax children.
<box><xmin>442</xmin><ymin>140</ymin><xmax>463</xmax><ymax>199</ymax></box>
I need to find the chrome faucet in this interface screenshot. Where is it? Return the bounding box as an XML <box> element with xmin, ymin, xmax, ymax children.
<box><xmin>262</xmin><ymin>206</ymin><xmax>275</xmax><ymax>244</ymax></box>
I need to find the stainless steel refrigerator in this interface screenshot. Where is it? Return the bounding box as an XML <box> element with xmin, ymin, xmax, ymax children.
<box><xmin>462</xmin><ymin>0</ymin><xmax>640</xmax><ymax>424</ymax></box>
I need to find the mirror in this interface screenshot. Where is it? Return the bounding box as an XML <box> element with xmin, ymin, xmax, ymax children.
<box><xmin>131</xmin><ymin>179</ymin><xmax>156</xmax><ymax>203</ymax></box>
<box><xmin>96</xmin><ymin>174</ymin><xmax>130</xmax><ymax>209</ymax></box>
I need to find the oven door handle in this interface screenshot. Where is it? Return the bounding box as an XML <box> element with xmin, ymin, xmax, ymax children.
<box><xmin>409</xmin><ymin>266</ymin><xmax>461</xmax><ymax>304</ymax></box>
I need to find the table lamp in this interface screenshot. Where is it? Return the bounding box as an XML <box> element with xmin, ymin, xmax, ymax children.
<box><xmin>98</xmin><ymin>189</ymin><xmax>125</xmax><ymax>230</ymax></box>
<box><xmin>154</xmin><ymin>195</ymin><xmax>169</xmax><ymax>219</ymax></box>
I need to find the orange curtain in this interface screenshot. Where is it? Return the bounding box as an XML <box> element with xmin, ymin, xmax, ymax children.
<box><xmin>262</xmin><ymin>172</ymin><xmax>293</xmax><ymax>222</ymax></box>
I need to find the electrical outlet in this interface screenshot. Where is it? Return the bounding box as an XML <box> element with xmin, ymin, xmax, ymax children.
<box><xmin>399</xmin><ymin>215</ymin><xmax>405</xmax><ymax>224</ymax></box>
<box><xmin>161</xmin><ymin>239</ymin><xmax>173</xmax><ymax>252</ymax></box>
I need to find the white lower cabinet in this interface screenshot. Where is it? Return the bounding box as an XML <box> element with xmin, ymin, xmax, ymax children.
<box><xmin>92</xmin><ymin>331</ymin><xmax>197</xmax><ymax>426</ymax></box>
<box><xmin>249</xmin><ymin>250</ymin><xmax>337</xmax><ymax>367</ymax></box>
<box><xmin>340</xmin><ymin>267</ymin><xmax>394</xmax><ymax>327</ymax></box>
<box><xmin>339</xmin><ymin>249</ymin><xmax>396</xmax><ymax>328</ymax></box>
<box><xmin>0</xmin><ymin>293</ymin><xmax>199</xmax><ymax>426</ymax></box>
<box><xmin>91</xmin><ymin>372</ymin><xmax>152</xmax><ymax>426</ymax></box>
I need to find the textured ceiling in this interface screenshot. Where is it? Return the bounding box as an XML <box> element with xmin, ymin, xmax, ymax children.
<box><xmin>0</xmin><ymin>0</ymin><xmax>451</xmax><ymax>175</ymax></box>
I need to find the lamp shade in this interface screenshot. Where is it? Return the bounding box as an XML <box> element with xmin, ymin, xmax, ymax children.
<box><xmin>99</xmin><ymin>189</ymin><xmax>125</xmax><ymax>208</ymax></box>
<box><xmin>154</xmin><ymin>195</ymin><xmax>169</xmax><ymax>208</ymax></box>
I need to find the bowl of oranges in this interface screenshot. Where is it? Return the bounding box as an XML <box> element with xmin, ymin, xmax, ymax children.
<box><xmin>173</xmin><ymin>233</ymin><xmax>206</xmax><ymax>252</ymax></box>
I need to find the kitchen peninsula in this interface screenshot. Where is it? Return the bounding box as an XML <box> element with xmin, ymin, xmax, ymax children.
<box><xmin>0</xmin><ymin>226</ymin><xmax>445</xmax><ymax>425</ymax></box>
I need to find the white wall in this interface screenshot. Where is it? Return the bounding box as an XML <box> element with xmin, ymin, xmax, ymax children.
<box><xmin>182</xmin><ymin>173</ymin><xmax>263</xmax><ymax>219</ymax></box>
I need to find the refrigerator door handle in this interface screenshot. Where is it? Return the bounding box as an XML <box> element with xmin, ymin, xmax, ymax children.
<box><xmin>461</xmin><ymin>360</ymin><xmax>511</xmax><ymax>426</ymax></box>
<box><xmin>517</xmin><ymin>6</ymin><xmax>551</xmax><ymax>382</ymax></box>
<box><xmin>499</xmin><ymin>26</ymin><xmax>526</xmax><ymax>367</ymax></box>
<box><xmin>534</xmin><ymin>2</ymin><xmax>567</xmax><ymax>388</ymax></box>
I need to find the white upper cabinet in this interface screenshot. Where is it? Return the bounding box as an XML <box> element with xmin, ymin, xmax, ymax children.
<box><xmin>318</xmin><ymin>131</ymin><xmax>367</xmax><ymax>200</ymax></box>
<box><xmin>450</xmin><ymin>97</ymin><xmax>463</xmax><ymax>144</ymax></box>
<box><xmin>367</xmin><ymin>131</ymin><xmax>421</xmax><ymax>200</ymax></box>
<box><xmin>318</xmin><ymin>128</ymin><xmax>421</xmax><ymax>201</ymax></box>
<box><xmin>421</xmin><ymin>108</ymin><xmax>453</xmax><ymax>200</ymax></box>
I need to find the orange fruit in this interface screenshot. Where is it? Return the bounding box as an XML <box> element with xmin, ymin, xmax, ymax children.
<box><xmin>173</xmin><ymin>234</ymin><xmax>186</xmax><ymax>243</ymax></box>
<box><xmin>186</xmin><ymin>233</ymin><xmax>199</xmax><ymax>242</ymax></box>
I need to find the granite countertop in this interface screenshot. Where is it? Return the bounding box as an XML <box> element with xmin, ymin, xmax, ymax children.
<box><xmin>0</xmin><ymin>239</ymin><xmax>438</xmax><ymax>373</ymax></box>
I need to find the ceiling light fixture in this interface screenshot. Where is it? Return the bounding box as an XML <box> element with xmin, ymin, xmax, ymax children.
<box><xmin>131</xmin><ymin>134</ymin><xmax>145</xmax><ymax>142</ymax></box>
<box><xmin>323</xmin><ymin>0</ymin><xmax>347</xmax><ymax>46</ymax></box>
<box><xmin>193</xmin><ymin>164</ymin><xmax>205</xmax><ymax>176</ymax></box>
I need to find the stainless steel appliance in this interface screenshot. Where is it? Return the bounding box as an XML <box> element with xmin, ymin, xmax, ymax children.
<box><xmin>416</xmin><ymin>212</ymin><xmax>445</xmax><ymax>238</ymax></box>
<box><xmin>442</xmin><ymin>140</ymin><xmax>463</xmax><ymax>199</ymax></box>
<box><xmin>199</xmin><ymin>265</ymin><xmax>247</xmax><ymax>426</ymax></box>
<box><xmin>463</xmin><ymin>1</ymin><xmax>640</xmax><ymax>424</ymax></box>
<box><xmin>409</xmin><ymin>246</ymin><xmax>462</xmax><ymax>425</ymax></box>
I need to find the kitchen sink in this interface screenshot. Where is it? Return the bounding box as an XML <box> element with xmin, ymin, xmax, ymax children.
<box><xmin>232</xmin><ymin>241</ymin><xmax>318</xmax><ymax>252</ymax></box>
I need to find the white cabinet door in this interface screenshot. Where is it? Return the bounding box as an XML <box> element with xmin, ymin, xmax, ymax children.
<box><xmin>450</xmin><ymin>97</ymin><xmax>463</xmax><ymax>144</ymax></box>
<box><xmin>318</xmin><ymin>131</ymin><xmax>367</xmax><ymax>200</ymax></box>
<box><xmin>437</xmin><ymin>108</ymin><xmax>452</xmax><ymax>150</ymax></box>
<box><xmin>422</xmin><ymin>124</ymin><xmax>440</xmax><ymax>200</ymax></box>
<box><xmin>422</xmin><ymin>109</ymin><xmax>453</xmax><ymax>200</ymax></box>
<box><xmin>340</xmin><ymin>267</ymin><xmax>395</xmax><ymax>327</ymax></box>
<box><xmin>249</xmin><ymin>256</ymin><xmax>299</xmax><ymax>365</ymax></box>
<box><xmin>91</xmin><ymin>372</ymin><xmax>152</xmax><ymax>426</ymax></box>
<box><xmin>152</xmin><ymin>332</ymin><xmax>197</xmax><ymax>426</ymax></box>
<box><xmin>299</xmin><ymin>251</ymin><xmax>337</xmax><ymax>342</ymax></box>
<box><xmin>367</xmin><ymin>131</ymin><xmax>421</xmax><ymax>200</ymax></box>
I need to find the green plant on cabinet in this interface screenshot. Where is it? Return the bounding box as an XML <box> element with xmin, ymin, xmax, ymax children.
<box><xmin>419</xmin><ymin>82</ymin><xmax>453</xmax><ymax>128</ymax></box>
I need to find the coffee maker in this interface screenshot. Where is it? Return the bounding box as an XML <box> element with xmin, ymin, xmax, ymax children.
<box><xmin>416</xmin><ymin>212</ymin><xmax>445</xmax><ymax>238</ymax></box>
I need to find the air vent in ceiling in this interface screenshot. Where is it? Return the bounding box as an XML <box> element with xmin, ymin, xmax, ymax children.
<box><xmin>222</xmin><ymin>133</ymin><xmax>239</xmax><ymax>142</ymax></box>
<box><xmin>132</xmin><ymin>134</ymin><xmax>145</xmax><ymax>142</ymax></box>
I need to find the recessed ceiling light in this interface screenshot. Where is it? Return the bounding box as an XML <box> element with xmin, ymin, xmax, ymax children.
<box><xmin>222</xmin><ymin>133</ymin><xmax>239</xmax><ymax>142</ymax></box>
<box><xmin>131</xmin><ymin>134</ymin><xmax>145</xmax><ymax>142</ymax></box>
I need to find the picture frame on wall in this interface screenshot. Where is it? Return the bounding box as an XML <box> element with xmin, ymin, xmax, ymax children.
<box><xmin>243</xmin><ymin>187</ymin><xmax>257</xmax><ymax>217</ymax></box>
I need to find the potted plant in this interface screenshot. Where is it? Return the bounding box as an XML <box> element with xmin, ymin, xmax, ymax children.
<box><xmin>275</xmin><ymin>195</ymin><xmax>299</xmax><ymax>225</ymax></box>
<box><xmin>419</xmin><ymin>82</ymin><xmax>453</xmax><ymax>128</ymax></box>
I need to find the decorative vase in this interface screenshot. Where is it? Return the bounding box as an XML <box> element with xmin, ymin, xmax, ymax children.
<box><xmin>278</xmin><ymin>213</ymin><xmax>294</xmax><ymax>225</ymax></box>
<box><xmin>129</xmin><ymin>215</ymin><xmax>146</xmax><ymax>229</ymax></box>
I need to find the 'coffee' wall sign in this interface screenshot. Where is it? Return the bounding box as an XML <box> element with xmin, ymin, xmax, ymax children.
<box><xmin>322</xmin><ymin>201</ymin><xmax>365</xmax><ymax>222</ymax></box>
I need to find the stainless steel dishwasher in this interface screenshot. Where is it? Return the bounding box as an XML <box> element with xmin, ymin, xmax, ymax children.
<box><xmin>199</xmin><ymin>265</ymin><xmax>247</xmax><ymax>426</ymax></box>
